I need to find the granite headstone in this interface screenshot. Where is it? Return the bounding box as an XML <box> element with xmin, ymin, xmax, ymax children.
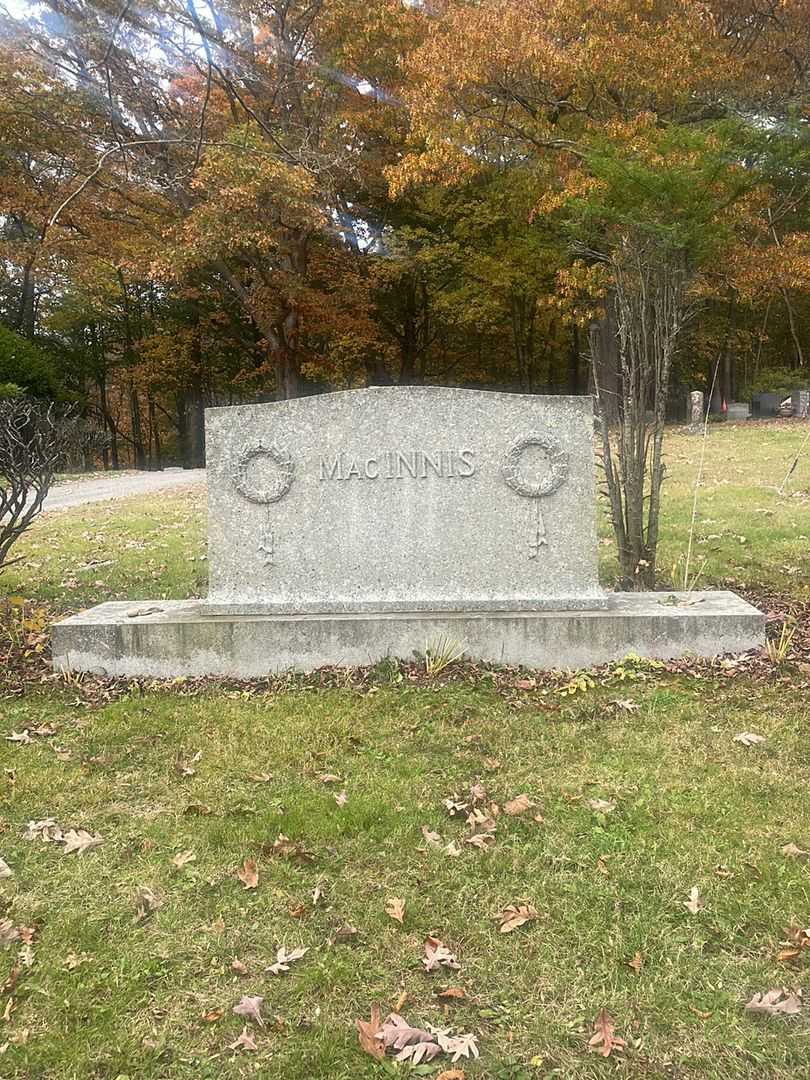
<box><xmin>204</xmin><ymin>387</ymin><xmax>606</xmax><ymax>614</ymax></box>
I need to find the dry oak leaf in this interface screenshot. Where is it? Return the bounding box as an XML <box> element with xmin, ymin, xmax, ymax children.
<box><xmin>503</xmin><ymin>794</ymin><xmax>535</xmax><ymax>816</ymax></box>
<box><xmin>331</xmin><ymin>924</ymin><xmax>359</xmax><ymax>944</ymax></box>
<box><xmin>355</xmin><ymin>1004</ymin><xmax>385</xmax><ymax>1061</ymax></box>
<box><xmin>266</xmin><ymin>946</ymin><xmax>308</xmax><ymax>975</ymax></box>
<box><xmin>781</xmin><ymin>842</ymin><xmax>810</xmax><ymax>860</ymax></box>
<box><xmin>421</xmin><ymin>825</ymin><xmax>443</xmax><ymax>848</ymax></box>
<box><xmin>442</xmin><ymin>796</ymin><xmax>469</xmax><ymax>817</ymax></box>
<box><xmin>438</xmin><ymin>1030</ymin><xmax>480</xmax><ymax>1063</ymax></box>
<box><xmin>236</xmin><ymin>858</ymin><xmax>259</xmax><ymax>890</ymax></box>
<box><xmin>171</xmin><ymin>849</ymin><xmax>196</xmax><ymax>869</ymax></box>
<box><xmin>378</xmin><ymin>1013</ymin><xmax>442</xmax><ymax>1064</ymax></box>
<box><xmin>777</xmin><ymin>924</ymin><xmax>810</xmax><ymax>963</ymax></box>
<box><xmin>133</xmin><ymin>885</ymin><xmax>161</xmax><ymax>923</ymax></box>
<box><xmin>683</xmin><ymin>886</ymin><xmax>704</xmax><ymax>915</ymax></box>
<box><xmin>733</xmin><ymin>732</ymin><xmax>766</xmax><ymax>746</ymax></box>
<box><xmin>233</xmin><ymin>994</ymin><xmax>265</xmax><ymax>1027</ymax></box>
<box><xmin>385</xmin><ymin>897</ymin><xmax>406</xmax><ymax>925</ymax></box>
<box><xmin>270</xmin><ymin>834</ymin><xmax>314</xmax><ymax>863</ymax></box>
<box><xmin>423</xmin><ymin>936</ymin><xmax>461</xmax><ymax>972</ymax></box>
<box><xmin>228</xmin><ymin>1026</ymin><xmax>258</xmax><ymax>1052</ymax></box>
<box><xmin>744</xmin><ymin>989</ymin><xmax>802</xmax><ymax>1017</ymax></box>
<box><xmin>464</xmin><ymin>833</ymin><xmax>495</xmax><ymax>851</ymax></box>
<box><xmin>588</xmin><ymin>1008</ymin><xmax>625</xmax><ymax>1057</ymax></box>
<box><xmin>498</xmin><ymin>903</ymin><xmax>538</xmax><ymax>933</ymax></box>
<box><xmin>62</xmin><ymin>829</ymin><xmax>103</xmax><ymax>855</ymax></box>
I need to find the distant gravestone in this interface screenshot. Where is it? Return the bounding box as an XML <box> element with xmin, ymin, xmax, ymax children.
<box><xmin>205</xmin><ymin>387</ymin><xmax>606</xmax><ymax>613</ymax></box>
<box><xmin>688</xmin><ymin>390</ymin><xmax>704</xmax><ymax>432</ymax></box>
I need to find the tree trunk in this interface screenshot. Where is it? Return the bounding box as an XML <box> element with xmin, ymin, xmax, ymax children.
<box><xmin>589</xmin><ymin>295</ymin><xmax>620</xmax><ymax>425</ymax></box>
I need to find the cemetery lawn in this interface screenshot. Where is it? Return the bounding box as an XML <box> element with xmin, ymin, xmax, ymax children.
<box><xmin>0</xmin><ymin>420</ymin><xmax>808</xmax><ymax>1079</ymax></box>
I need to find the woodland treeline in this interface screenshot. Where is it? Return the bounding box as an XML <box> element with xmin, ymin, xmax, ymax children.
<box><xmin>1</xmin><ymin>0</ymin><xmax>810</xmax><ymax>468</ymax></box>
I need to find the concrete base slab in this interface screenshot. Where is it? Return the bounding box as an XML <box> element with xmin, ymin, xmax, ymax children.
<box><xmin>52</xmin><ymin>591</ymin><xmax>764</xmax><ymax>678</ymax></box>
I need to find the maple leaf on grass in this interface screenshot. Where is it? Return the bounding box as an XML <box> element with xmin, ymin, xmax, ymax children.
<box><xmin>588</xmin><ymin>1008</ymin><xmax>625</xmax><ymax>1057</ymax></box>
<box><xmin>236</xmin><ymin>858</ymin><xmax>258</xmax><ymax>889</ymax></box>
<box><xmin>385</xmin><ymin>897</ymin><xmax>406</xmax><ymax>924</ymax></box>
<box><xmin>355</xmin><ymin>1004</ymin><xmax>384</xmax><ymax>1061</ymax></box>
<box><xmin>233</xmin><ymin>994</ymin><xmax>265</xmax><ymax>1026</ymax></box>
<box><xmin>423</xmin><ymin>936</ymin><xmax>461</xmax><ymax>972</ymax></box>
<box><xmin>266</xmin><ymin>946</ymin><xmax>308</xmax><ymax>975</ymax></box>
<box><xmin>744</xmin><ymin>989</ymin><xmax>803</xmax><ymax>1017</ymax></box>
<box><xmin>497</xmin><ymin>903</ymin><xmax>538</xmax><ymax>933</ymax></box>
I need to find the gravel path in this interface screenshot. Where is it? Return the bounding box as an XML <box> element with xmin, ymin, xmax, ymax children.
<box><xmin>41</xmin><ymin>469</ymin><xmax>207</xmax><ymax>512</ymax></box>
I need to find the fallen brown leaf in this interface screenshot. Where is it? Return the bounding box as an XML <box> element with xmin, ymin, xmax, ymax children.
<box><xmin>733</xmin><ymin>732</ymin><xmax>766</xmax><ymax>747</ymax></box>
<box><xmin>436</xmin><ymin>987</ymin><xmax>466</xmax><ymax>1001</ymax></box>
<box><xmin>688</xmin><ymin>1004</ymin><xmax>713</xmax><ymax>1020</ymax></box>
<box><xmin>744</xmin><ymin>988</ymin><xmax>802</xmax><ymax>1017</ymax></box>
<box><xmin>782</xmin><ymin>842</ymin><xmax>810</xmax><ymax>860</ymax></box>
<box><xmin>421</xmin><ymin>825</ymin><xmax>443</xmax><ymax>848</ymax></box>
<box><xmin>233</xmin><ymin>994</ymin><xmax>265</xmax><ymax>1027</ymax></box>
<box><xmin>627</xmin><ymin>951</ymin><xmax>642</xmax><ymax>974</ymax></box>
<box><xmin>171</xmin><ymin>849</ymin><xmax>196</xmax><ymax>869</ymax></box>
<box><xmin>228</xmin><ymin>1026</ymin><xmax>258</xmax><ymax>1052</ymax></box>
<box><xmin>266</xmin><ymin>946</ymin><xmax>307</xmax><ymax>975</ymax></box>
<box><xmin>436</xmin><ymin>1069</ymin><xmax>466</xmax><ymax>1080</ymax></box>
<box><xmin>503</xmin><ymin>794</ymin><xmax>535</xmax><ymax>816</ymax></box>
<box><xmin>330</xmin><ymin>923</ymin><xmax>359</xmax><ymax>944</ymax></box>
<box><xmin>423</xmin><ymin>936</ymin><xmax>461</xmax><ymax>972</ymax></box>
<box><xmin>385</xmin><ymin>897</ymin><xmax>406</xmax><ymax>925</ymax></box>
<box><xmin>231</xmin><ymin>958</ymin><xmax>249</xmax><ymax>975</ymax></box>
<box><xmin>61</xmin><ymin>829</ymin><xmax>103</xmax><ymax>855</ymax></box>
<box><xmin>236</xmin><ymin>858</ymin><xmax>259</xmax><ymax>890</ymax></box>
<box><xmin>683</xmin><ymin>886</ymin><xmax>703</xmax><ymax>915</ymax></box>
<box><xmin>202</xmin><ymin>1007</ymin><xmax>224</xmax><ymax>1023</ymax></box>
<box><xmin>497</xmin><ymin>903</ymin><xmax>538</xmax><ymax>933</ymax></box>
<box><xmin>587</xmin><ymin>1008</ymin><xmax>625</xmax><ymax>1057</ymax></box>
<box><xmin>355</xmin><ymin>1004</ymin><xmax>385</xmax><ymax>1061</ymax></box>
<box><xmin>133</xmin><ymin>885</ymin><xmax>161</xmax><ymax>923</ymax></box>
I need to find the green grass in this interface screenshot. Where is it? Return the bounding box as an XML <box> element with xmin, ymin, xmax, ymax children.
<box><xmin>1</xmin><ymin>679</ymin><xmax>809</xmax><ymax>1078</ymax></box>
<box><xmin>0</xmin><ymin>421</ymin><xmax>809</xmax><ymax>1078</ymax></box>
<box><xmin>2</xmin><ymin>421</ymin><xmax>809</xmax><ymax>610</ymax></box>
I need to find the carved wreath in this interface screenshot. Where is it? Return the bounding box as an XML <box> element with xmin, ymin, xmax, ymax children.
<box><xmin>501</xmin><ymin>434</ymin><xmax>569</xmax><ymax>498</ymax></box>
<box><xmin>232</xmin><ymin>441</ymin><xmax>294</xmax><ymax>504</ymax></box>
